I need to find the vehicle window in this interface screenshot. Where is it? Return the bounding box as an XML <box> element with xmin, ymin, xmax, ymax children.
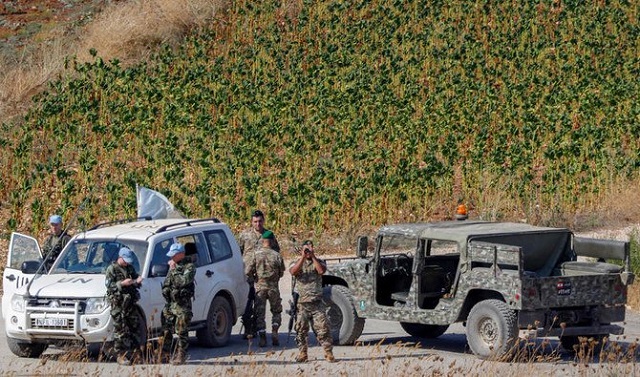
<box><xmin>9</xmin><ymin>234</ymin><xmax>41</xmax><ymax>269</ymax></box>
<box><xmin>378</xmin><ymin>235</ymin><xmax>419</xmax><ymax>257</ymax></box>
<box><xmin>150</xmin><ymin>238</ymin><xmax>173</xmax><ymax>272</ymax></box>
<box><xmin>51</xmin><ymin>239</ymin><xmax>147</xmax><ymax>275</ymax></box>
<box><xmin>176</xmin><ymin>233</ymin><xmax>211</xmax><ymax>266</ymax></box>
<box><xmin>204</xmin><ymin>229</ymin><xmax>233</xmax><ymax>263</ymax></box>
<box><xmin>427</xmin><ymin>240</ymin><xmax>459</xmax><ymax>256</ymax></box>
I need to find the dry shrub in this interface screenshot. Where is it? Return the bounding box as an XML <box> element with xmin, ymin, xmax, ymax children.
<box><xmin>572</xmin><ymin>175</ymin><xmax>640</xmax><ymax>231</ymax></box>
<box><xmin>627</xmin><ymin>280</ymin><xmax>640</xmax><ymax>312</ymax></box>
<box><xmin>0</xmin><ymin>36</ymin><xmax>72</xmax><ymax>121</ymax></box>
<box><xmin>76</xmin><ymin>0</ymin><xmax>229</xmax><ymax>64</ymax></box>
<box><xmin>0</xmin><ymin>0</ymin><xmax>229</xmax><ymax>123</ymax></box>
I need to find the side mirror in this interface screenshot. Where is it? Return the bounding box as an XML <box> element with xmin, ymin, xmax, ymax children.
<box><xmin>151</xmin><ymin>264</ymin><xmax>169</xmax><ymax>278</ymax></box>
<box><xmin>356</xmin><ymin>236</ymin><xmax>368</xmax><ymax>258</ymax></box>
<box><xmin>21</xmin><ymin>260</ymin><xmax>41</xmax><ymax>274</ymax></box>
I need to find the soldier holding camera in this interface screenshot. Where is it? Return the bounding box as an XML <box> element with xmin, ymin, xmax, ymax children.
<box><xmin>289</xmin><ymin>240</ymin><xmax>335</xmax><ymax>363</ymax></box>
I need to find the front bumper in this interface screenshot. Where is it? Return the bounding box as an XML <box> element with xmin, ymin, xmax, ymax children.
<box><xmin>5</xmin><ymin>301</ymin><xmax>113</xmax><ymax>344</ymax></box>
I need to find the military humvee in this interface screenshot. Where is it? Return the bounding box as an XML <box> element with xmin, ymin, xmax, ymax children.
<box><xmin>321</xmin><ymin>220</ymin><xmax>634</xmax><ymax>359</ymax></box>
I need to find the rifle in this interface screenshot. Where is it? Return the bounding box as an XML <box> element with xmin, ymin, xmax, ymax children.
<box><xmin>286</xmin><ymin>278</ymin><xmax>299</xmax><ymax>344</ymax></box>
<box><xmin>240</xmin><ymin>283</ymin><xmax>256</xmax><ymax>339</ymax></box>
<box><xmin>286</xmin><ymin>237</ymin><xmax>302</xmax><ymax>344</ymax></box>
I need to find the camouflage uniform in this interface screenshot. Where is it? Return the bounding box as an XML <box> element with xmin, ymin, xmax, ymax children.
<box><xmin>245</xmin><ymin>245</ymin><xmax>285</xmax><ymax>340</ymax></box>
<box><xmin>238</xmin><ymin>227</ymin><xmax>280</xmax><ymax>339</ymax></box>
<box><xmin>161</xmin><ymin>258</ymin><xmax>196</xmax><ymax>357</ymax></box>
<box><xmin>105</xmin><ymin>262</ymin><xmax>141</xmax><ymax>358</ymax></box>
<box><xmin>238</xmin><ymin>228</ymin><xmax>281</xmax><ymax>256</ymax></box>
<box><xmin>42</xmin><ymin>230</ymin><xmax>71</xmax><ymax>270</ymax></box>
<box><xmin>294</xmin><ymin>258</ymin><xmax>333</xmax><ymax>355</ymax></box>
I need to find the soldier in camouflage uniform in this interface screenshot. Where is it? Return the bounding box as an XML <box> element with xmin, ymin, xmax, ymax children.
<box><xmin>105</xmin><ymin>247</ymin><xmax>143</xmax><ymax>366</ymax></box>
<box><xmin>245</xmin><ymin>230</ymin><xmax>285</xmax><ymax>347</ymax></box>
<box><xmin>161</xmin><ymin>242</ymin><xmax>196</xmax><ymax>365</ymax></box>
<box><xmin>238</xmin><ymin>209</ymin><xmax>280</xmax><ymax>339</ymax></box>
<box><xmin>289</xmin><ymin>240</ymin><xmax>335</xmax><ymax>362</ymax></box>
<box><xmin>42</xmin><ymin>215</ymin><xmax>72</xmax><ymax>271</ymax></box>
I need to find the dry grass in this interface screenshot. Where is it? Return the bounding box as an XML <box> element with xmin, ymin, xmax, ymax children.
<box><xmin>0</xmin><ymin>0</ymin><xmax>228</xmax><ymax>123</ymax></box>
<box><xmin>76</xmin><ymin>0</ymin><xmax>228</xmax><ymax>64</ymax></box>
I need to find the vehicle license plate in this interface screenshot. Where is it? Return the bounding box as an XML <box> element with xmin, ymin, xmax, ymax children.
<box><xmin>36</xmin><ymin>318</ymin><xmax>68</xmax><ymax>327</ymax></box>
<box><xmin>556</xmin><ymin>281</ymin><xmax>572</xmax><ymax>296</ymax></box>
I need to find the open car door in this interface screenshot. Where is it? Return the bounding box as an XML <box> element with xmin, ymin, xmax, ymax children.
<box><xmin>2</xmin><ymin>233</ymin><xmax>42</xmax><ymax>319</ymax></box>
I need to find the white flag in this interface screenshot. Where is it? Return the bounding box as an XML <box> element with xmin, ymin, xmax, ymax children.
<box><xmin>136</xmin><ymin>185</ymin><xmax>185</xmax><ymax>220</ymax></box>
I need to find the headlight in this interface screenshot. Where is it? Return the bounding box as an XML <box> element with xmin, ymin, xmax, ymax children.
<box><xmin>85</xmin><ymin>297</ymin><xmax>109</xmax><ymax>314</ymax></box>
<box><xmin>11</xmin><ymin>294</ymin><xmax>26</xmax><ymax>313</ymax></box>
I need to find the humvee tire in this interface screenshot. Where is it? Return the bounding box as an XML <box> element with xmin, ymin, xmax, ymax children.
<box><xmin>466</xmin><ymin>299</ymin><xmax>518</xmax><ymax>359</ymax></box>
<box><xmin>323</xmin><ymin>285</ymin><xmax>365</xmax><ymax>345</ymax></box>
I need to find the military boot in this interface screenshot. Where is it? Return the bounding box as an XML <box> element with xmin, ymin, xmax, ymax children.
<box><xmin>272</xmin><ymin>326</ymin><xmax>280</xmax><ymax>346</ymax></box>
<box><xmin>258</xmin><ymin>331</ymin><xmax>267</xmax><ymax>347</ymax></box>
<box><xmin>295</xmin><ymin>348</ymin><xmax>308</xmax><ymax>363</ymax></box>
<box><xmin>324</xmin><ymin>349</ymin><xmax>336</xmax><ymax>363</ymax></box>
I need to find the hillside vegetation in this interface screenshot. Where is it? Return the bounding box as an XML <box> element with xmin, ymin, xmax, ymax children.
<box><xmin>1</xmin><ymin>0</ymin><xmax>639</xmax><ymax>244</ymax></box>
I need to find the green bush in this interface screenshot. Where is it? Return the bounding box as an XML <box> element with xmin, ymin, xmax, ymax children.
<box><xmin>1</xmin><ymin>0</ymin><xmax>639</xmax><ymax>237</ymax></box>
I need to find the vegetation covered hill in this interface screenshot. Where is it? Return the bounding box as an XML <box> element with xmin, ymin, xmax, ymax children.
<box><xmin>1</xmin><ymin>0</ymin><xmax>639</xmax><ymax>244</ymax></box>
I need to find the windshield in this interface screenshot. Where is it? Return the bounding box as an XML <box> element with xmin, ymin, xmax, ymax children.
<box><xmin>50</xmin><ymin>238</ymin><xmax>148</xmax><ymax>275</ymax></box>
<box><xmin>378</xmin><ymin>235</ymin><xmax>459</xmax><ymax>257</ymax></box>
<box><xmin>379</xmin><ymin>234</ymin><xmax>418</xmax><ymax>257</ymax></box>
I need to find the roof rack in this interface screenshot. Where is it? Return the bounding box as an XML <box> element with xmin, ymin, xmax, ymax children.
<box><xmin>155</xmin><ymin>217</ymin><xmax>221</xmax><ymax>233</ymax></box>
<box><xmin>88</xmin><ymin>217</ymin><xmax>152</xmax><ymax>231</ymax></box>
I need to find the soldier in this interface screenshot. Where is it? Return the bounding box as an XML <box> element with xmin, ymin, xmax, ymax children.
<box><xmin>161</xmin><ymin>242</ymin><xmax>196</xmax><ymax>365</ymax></box>
<box><xmin>289</xmin><ymin>240</ymin><xmax>335</xmax><ymax>362</ymax></box>
<box><xmin>105</xmin><ymin>247</ymin><xmax>143</xmax><ymax>366</ymax></box>
<box><xmin>238</xmin><ymin>209</ymin><xmax>281</xmax><ymax>256</ymax></box>
<box><xmin>245</xmin><ymin>230</ymin><xmax>285</xmax><ymax>347</ymax></box>
<box><xmin>42</xmin><ymin>214</ymin><xmax>72</xmax><ymax>271</ymax></box>
<box><xmin>238</xmin><ymin>209</ymin><xmax>280</xmax><ymax>339</ymax></box>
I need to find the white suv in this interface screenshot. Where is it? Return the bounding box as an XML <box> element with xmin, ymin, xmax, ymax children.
<box><xmin>2</xmin><ymin>217</ymin><xmax>249</xmax><ymax>357</ymax></box>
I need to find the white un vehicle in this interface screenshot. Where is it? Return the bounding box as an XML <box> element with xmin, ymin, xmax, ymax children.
<box><xmin>2</xmin><ymin>217</ymin><xmax>249</xmax><ymax>357</ymax></box>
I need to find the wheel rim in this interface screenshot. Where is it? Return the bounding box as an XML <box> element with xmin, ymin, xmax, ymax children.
<box><xmin>213</xmin><ymin>307</ymin><xmax>228</xmax><ymax>336</ymax></box>
<box><xmin>478</xmin><ymin>316</ymin><xmax>498</xmax><ymax>345</ymax></box>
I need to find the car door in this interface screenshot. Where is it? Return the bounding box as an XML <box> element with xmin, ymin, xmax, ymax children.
<box><xmin>140</xmin><ymin>237</ymin><xmax>173</xmax><ymax>330</ymax></box>
<box><xmin>2</xmin><ymin>233</ymin><xmax>42</xmax><ymax>319</ymax></box>
<box><xmin>175</xmin><ymin>233</ymin><xmax>213</xmax><ymax>322</ymax></box>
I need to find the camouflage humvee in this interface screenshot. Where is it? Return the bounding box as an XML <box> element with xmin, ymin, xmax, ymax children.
<box><xmin>321</xmin><ymin>220</ymin><xmax>634</xmax><ymax>359</ymax></box>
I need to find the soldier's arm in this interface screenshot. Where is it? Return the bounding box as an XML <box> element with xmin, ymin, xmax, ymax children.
<box><xmin>106</xmin><ymin>267</ymin><xmax>125</xmax><ymax>291</ymax></box>
<box><xmin>312</xmin><ymin>257</ymin><xmax>326</xmax><ymax>275</ymax></box>
<box><xmin>278</xmin><ymin>255</ymin><xmax>285</xmax><ymax>278</ymax></box>
<box><xmin>238</xmin><ymin>231</ymin><xmax>246</xmax><ymax>254</ymax></box>
<box><xmin>272</xmin><ymin>235</ymin><xmax>281</xmax><ymax>253</ymax></box>
<box><xmin>173</xmin><ymin>264</ymin><xmax>196</xmax><ymax>288</ymax></box>
<box><xmin>289</xmin><ymin>255</ymin><xmax>305</xmax><ymax>276</ymax></box>
<box><xmin>42</xmin><ymin>235</ymin><xmax>53</xmax><ymax>254</ymax></box>
<box><xmin>244</xmin><ymin>253</ymin><xmax>256</xmax><ymax>278</ymax></box>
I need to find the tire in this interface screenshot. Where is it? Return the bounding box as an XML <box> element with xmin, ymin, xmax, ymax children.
<box><xmin>400</xmin><ymin>322</ymin><xmax>449</xmax><ymax>338</ymax></box>
<box><xmin>197</xmin><ymin>296</ymin><xmax>233</xmax><ymax>347</ymax></box>
<box><xmin>323</xmin><ymin>285</ymin><xmax>365</xmax><ymax>345</ymax></box>
<box><xmin>560</xmin><ymin>334</ymin><xmax>605</xmax><ymax>353</ymax></box>
<box><xmin>86</xmin><ymin>342</ymin><xmax>103</xmax><ymax>358</ymax></box>
<box><xmin>7</xmin><ymin>337</ymin><xmax>47</xmax><ymax>358</ymax></box>
<box><xmin>466</xmin><ymin>299</ymin><xmax>518</xmax><ymax>359</ymax></box>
